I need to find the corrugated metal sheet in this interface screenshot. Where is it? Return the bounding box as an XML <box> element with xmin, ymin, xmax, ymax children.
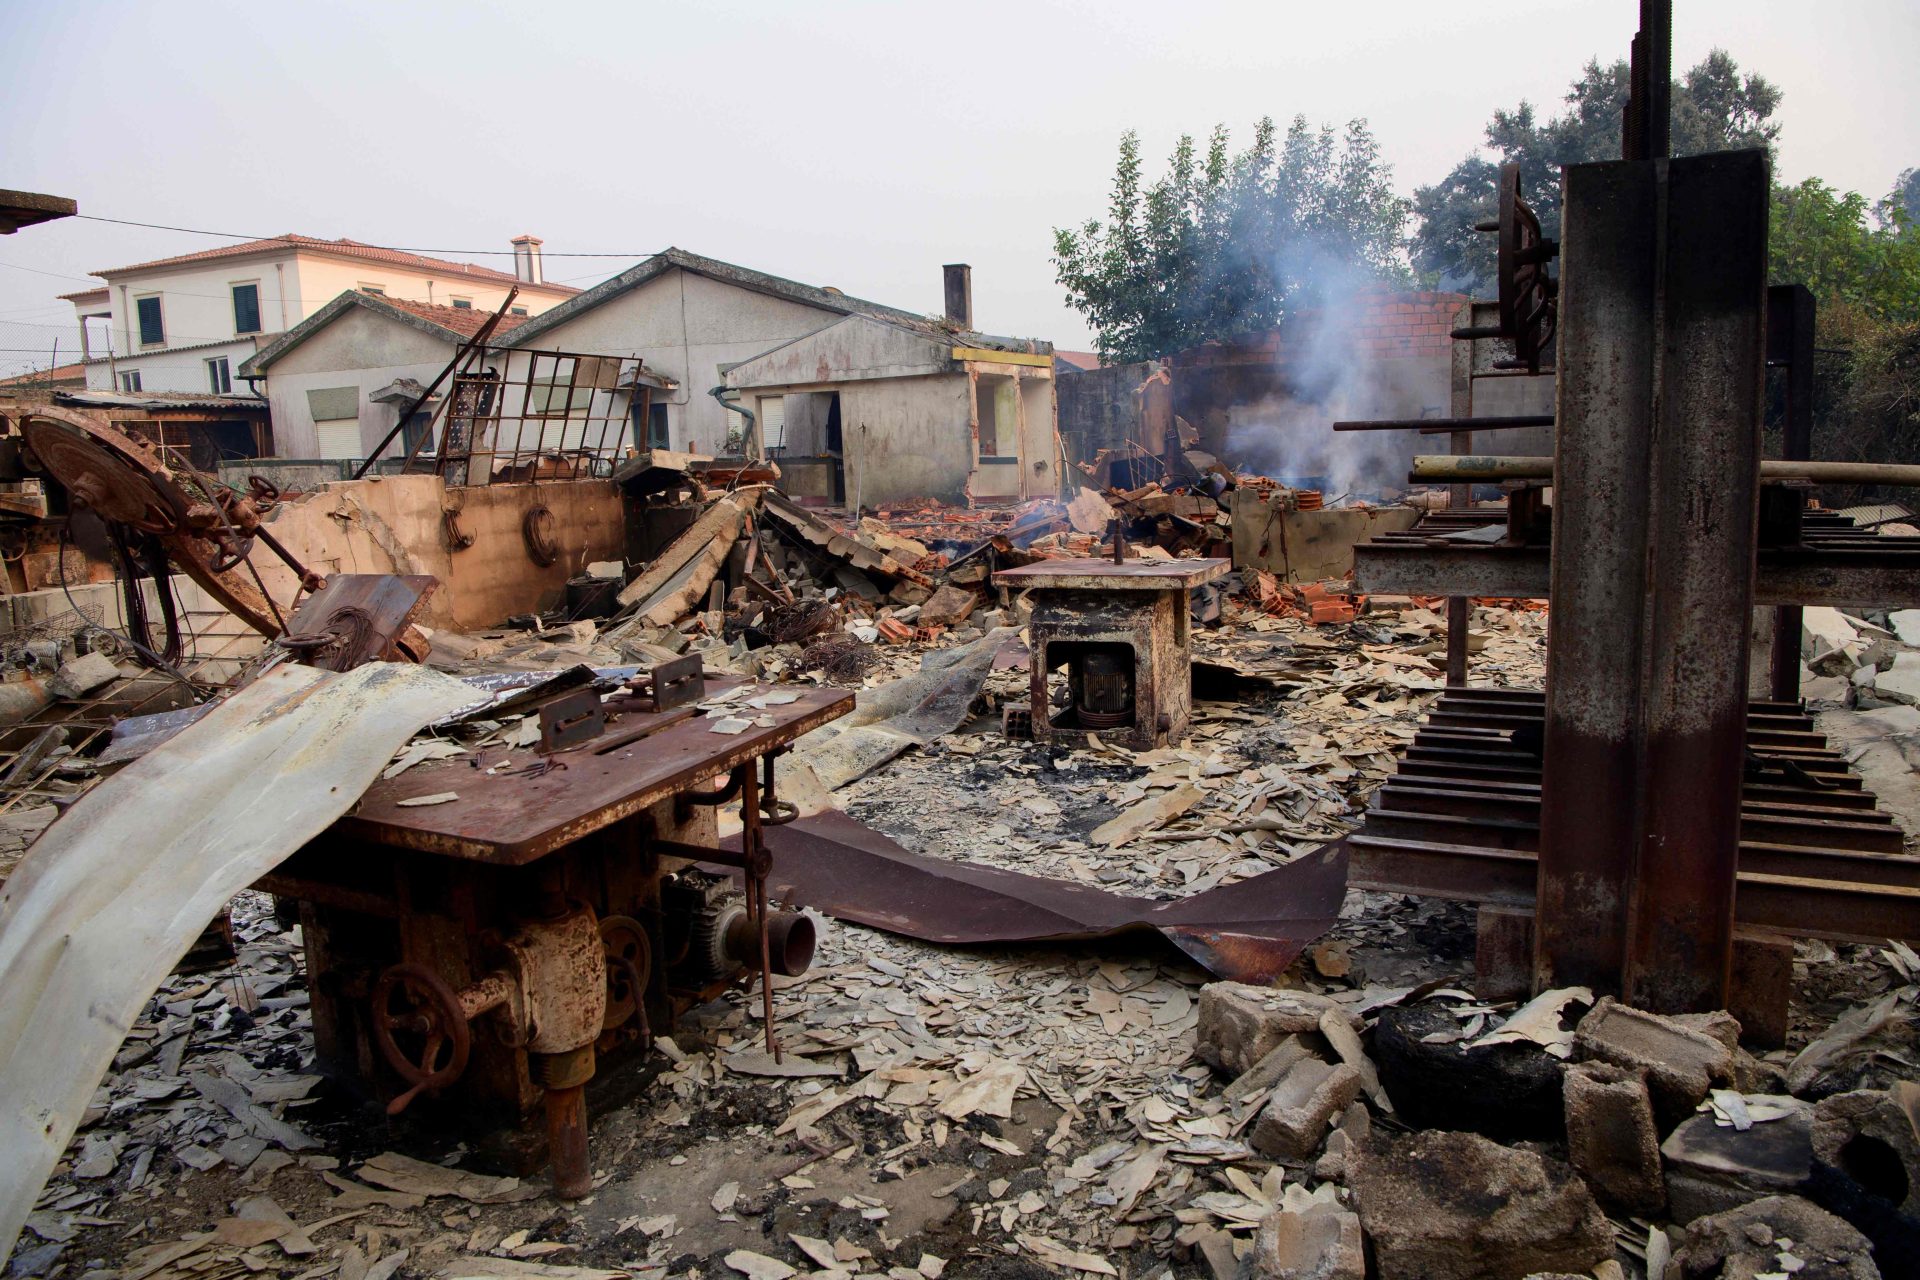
<box><xmin>0</xmin><ymin>663</ymin><xmax>476</xmax><ymax>1264</ymax></box>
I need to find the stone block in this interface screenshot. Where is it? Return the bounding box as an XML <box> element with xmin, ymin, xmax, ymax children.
<box><xmin>1810</xmin><ymin>1089</ymin><xmax>1920</xmax><ymax>1218</ymax></box>
<box><xmin>1196</xmin><ymin>983</ymin><xmax>1352</xmax><ymax>1079</ymax></box>
<box><xmin>1373</xmin><ymin>1002</ymin><xmax>1566</xmax><ymax>1141</ymax></box>
<box><xmin>1251</xmin><ymin>1058</ymin><xmax>1362</xmax><ymax>1161</ymax></box>
<box><xmin>49</xmin><ymin>650</ymin><xmax>121</xmax><ymax>700</ymax></box>
<box><xmin>1239</xmin><ymin>1207</ymin><xmax>1363</xmax><ymax>1280</ymax></box>
<box><xmin>1351</xmin><ymin>1130</ymin><xmax>1612</xmax><ymax>1280</ymax></box>
<box><xmin>1666</xmin><ymin>1195</ymin><xmax>1879</xmax><ymax>1280</ymax></box>
<box><xmin>1222</xmin><ymin>1034</ymin><xmax>1318</xmax><ymax>1105</ymax></box>
<box><xmin>1575</xmin><ymin>998</ymin><xmax>1734</xmax><ymax>1126</ymax></box>
<box><xmin>1660</xmin><ymin>1106</ymin><xmax>1813</xmax><ymax>1223</ymax></box>
<box><xmin>1563</xmin><ymin>1061</ymin><xmax>1664</xmax><ymax>1216</ymax></box>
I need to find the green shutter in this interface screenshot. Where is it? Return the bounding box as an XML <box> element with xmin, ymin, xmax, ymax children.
<box><xmin>136</xmin><ymin>296</ymin><xmax>164</xmax><ymax>345</ymax></box>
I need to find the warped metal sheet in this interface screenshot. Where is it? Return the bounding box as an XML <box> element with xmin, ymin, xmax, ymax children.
<box><xmin>726</xmin><ymin>809</ymin><xmax>1347</xmax><ymax>982</ymax></box>
<box><xmin>0</xmin><ymin>662</ymin><xmax>476</xmax><ymax>1265</ymax></box>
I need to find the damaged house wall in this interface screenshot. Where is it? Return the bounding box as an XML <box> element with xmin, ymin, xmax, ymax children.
<box><xmin>243</xmin><ymin>301</ymin><xmax>478</xmax><ymax>459</ymax></box>
<box><xmin>724</xmin><ymin>314</ymin><xmax>1059</xmax><ymax>507</ymax></box>
<box><xmin>494</xmin><ymin>259</ymin><xmax>890</xmax><ymax>456</ymax></box>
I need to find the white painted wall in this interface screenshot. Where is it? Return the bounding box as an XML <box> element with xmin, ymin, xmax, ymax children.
<box><xmin>73</xmin><ymin>248</ymin><xmax>576</xmax><ymax>394</ymax></box>
<box><xmin>500</xmin><ymin>268</ymin><xmax>844</xmax><ymax>453</ymax></box>
<box><xmin>258</xmin><ymin>307</ymin><xmax>461</xmax><ymax>458</ymax></box>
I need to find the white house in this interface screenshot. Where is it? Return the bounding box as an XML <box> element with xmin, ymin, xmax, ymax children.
<box><xmin>235</xmin><ymin>292</ymin><xmax>539</xmax><ymax>459</ymax></box>
<box><xmin>61</xmin><ymin>233</ymin><xmax>578</xmax><ymax>398</ymax></box>
<box><xmin>493</xmin><ymin>249</ymin><xmax>1056</xmax><ymax>504</ymax></box>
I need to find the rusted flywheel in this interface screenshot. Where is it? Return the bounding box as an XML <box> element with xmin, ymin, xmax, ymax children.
<box><xmin>1494</xmin><ymin>162</ymin><xmax>1559</xmax><ymax>374</ymax></box>
<box><xmin>18</xmin><ymin>406</ymin><xmax>303</xmax><ymax>639</ymax></box>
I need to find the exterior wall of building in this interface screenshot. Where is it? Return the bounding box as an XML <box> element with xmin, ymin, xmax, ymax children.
<box><xmin>76</xmin><ymin>251</ymin><xmax>573</xmax><ymax>395</ymax></box>
<box><xmin>256</xmin><ymin>308</ymin><xmax>460</xmax><ymax>458</ymax></box>
<box><xmin>841</xmin><ymin>374</ymin><xmax>975</xmax><ymax>506</ymax></box>
<box><xmin>502</xmin><ymin>269</ymin><xmax>842</xmax><ymax>454</ymax></box>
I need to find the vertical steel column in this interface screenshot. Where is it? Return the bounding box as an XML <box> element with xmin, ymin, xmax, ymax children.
<box><xmin>1446</xmin><ymin>306</ymin><xmax>1475</xmax><ymax>688</ymax></box>
<box><xmin>1767</xmin><ymin>284</ymin><xmax>1817</xmax><ymax>703</ymax></box>
<box><xmin>1535</xmin><ymin>151</ymin><xmax>1770</xmax><ymax>1011</ymax></box>
<box><xmin>1534</xmin><ymin>159</ymin><xmax>1661</xmax><ymax>994</ymax></box>
<box><xmin>1623</xmin><ymin>151</ymin><xmax>1768</xmax><ymax>1012</ymax></box>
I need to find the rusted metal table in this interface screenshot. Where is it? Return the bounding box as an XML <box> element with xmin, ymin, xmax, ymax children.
<box><xmin>994</xmin><ymin>558</ymin><xmax>1229</xmax><ymax>751</ymax></box>
<box><xmin>258</xmin><ymin>677</ymin><xmax>852</xmax><ymax>1193</ymax></box>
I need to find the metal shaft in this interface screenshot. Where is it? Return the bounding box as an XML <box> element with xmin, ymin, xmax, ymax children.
<box><xmin>1411</xmin><ymin>456</ymin><xmax>1920</xmax><ymax>488</ymax></box>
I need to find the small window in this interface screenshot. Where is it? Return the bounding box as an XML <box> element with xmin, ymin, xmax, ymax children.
<box><xmin>206</xmin><ymin>357</ymin><xmax>231</xmax><ymax>394</ymax></box>
<box><xmin>231</xmin><ymin>283</ymin><xmax>261</xmax><ymax>335</ymax></box>
<box><xmin>119</xmin><ymin>371</ymin><xmax>143</xmax><ymax>393</ymax></box>
<box><xmin>509</xmin><ymin>307</ymin><xmax>528</xmax><ymax>317</ymax></box>
<box><xmin>135</xmin><ymin>295</ymin><xmax>164</xmax><ymax>346</ymax></box>
<box><xmin>358</xmin><ymin>283</ymin><xmax>385</xmax><ymax>296</ymax></box>
<box><xmin>633</xmin><ymin>408</ymin><xmax>672</xmax><ymax>458</ymax></box>
<box><xmin>402</xmin><ymin>409</ymin><xmax>435</xmax><ymax>457</ymax></box>
<box><xmin>449</xmin><ymin>297</ymin><xmax>473</xmax><ymax>310</ymax></box>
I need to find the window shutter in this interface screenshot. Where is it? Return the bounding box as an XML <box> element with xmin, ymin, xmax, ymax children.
<box><xmin>315</xmin><ymin>419</ymin><xmax>362</xmax><ymax>458</ymax></box>
<box><xmin>232</xmin><ymin>285</ymin><xmax>261</xmax><ymax>335</ymax></box>
<box><xmin>136</xmin><ymin>297</ymin><xmax>164</xmax><ymax>345</ymax></box>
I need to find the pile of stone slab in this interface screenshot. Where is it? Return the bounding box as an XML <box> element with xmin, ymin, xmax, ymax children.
<box><xmin>1192</xmin><ymin>982</ymin><xmax>1918</xmax><ymax>1279</ymax></box>
<box><xmin>1800</xmin><ymin>605</ymin><xmax>1920</xmax><ymax>706</ymax></box>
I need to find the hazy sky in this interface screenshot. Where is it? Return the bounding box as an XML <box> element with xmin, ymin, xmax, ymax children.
<box><xmin>2</xmin><ymin>0</ymin><xmax>1915</xmax><ymax>377</ymax></box>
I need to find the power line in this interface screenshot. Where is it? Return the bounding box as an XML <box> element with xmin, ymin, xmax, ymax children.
<box><xmin>73</xmin><ymin>215</ymin><xmax>665</xmax><ymax>260</ymax></box>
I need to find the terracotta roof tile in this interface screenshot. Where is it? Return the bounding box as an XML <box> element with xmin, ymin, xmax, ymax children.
<box><xmin>379</xmin><ymin>297</ymin><xmax>534</xmax><ymax>339</ymax></box>
<box><xmin>92</xmin><ymin>235</ymin><xmax>579</xmax><ymax>294</ymax></box>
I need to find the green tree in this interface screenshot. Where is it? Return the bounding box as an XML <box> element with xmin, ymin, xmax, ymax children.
<box><xmin>1054</xmin><ymin>117</ymin><xmax>1411</xmax><ymax>364</ymax></box>
<box><xmin>1412</xmin><ymin>51</ymin><xmax>1782</xmax><ymax>292</ymax></box>
<box><xmin>1771</xmin><ymin>178</ymin><xmax>1920</xmax><ymax>328</ymax></box>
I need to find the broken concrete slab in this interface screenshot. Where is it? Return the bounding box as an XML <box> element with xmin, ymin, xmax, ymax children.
<box><xmin>1874</xmin><ymin>651</ymin><xmax>1920</xmax><ymax>706</ymax></box>
<box><xmin>1660</xmin><ymin>1105</ymin><xmax>1814</xmax><ymax>1224</ymax></box>
<box><xmin>1563</xmin><ymin>1060</ymin><xmax>1664</xmax><ymax>1216</ymax></box>
<box><xmin>1196</xmin><ymin>984</ymin><xmax>1357</xmax><ymax>1079</ymax></box>
<box><xmin>1350</xmin><ymin>1129</ymin><xmax>1612</xmax><ymax>1280</ymax></box>
<box><xmin>1664</xmin><ymin>1194</ymin><xmax>1879</xmax><ymax>1280</ymax></box>
<box><xmin>1251</xmin><ymin>1057</ymin><xmax>1362</xmax><ymax>1162</ymax></box>
<box><xmin>1575</xmin><ymin>997</ymin><xmax>1734</xmax><ymax>1126</ymax></box>
<box><xmin>49</xmin><ymin>650</ymin><xmax>122</xmax><ymax>700</ymax></box>
<box><xmin>1891</xmin><ymin>608</ymin><xmax>1920</xmax><ymax>647</ymax></box>
<box><xmin>1803</xmin><ymin>606</ymin><xmax>1863</xmax><ymax>672</ymax></box>
<box><xmin>1240</xmin><ymin>1205</ymin><xmax>1363</xmax><ymax>1280</ymax></box>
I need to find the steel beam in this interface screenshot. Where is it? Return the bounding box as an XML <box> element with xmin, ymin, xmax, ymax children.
<box><xmin>1532</xmin><ymin>157</ymin><xmax>1661</xmax><ymax>995</ymax></box>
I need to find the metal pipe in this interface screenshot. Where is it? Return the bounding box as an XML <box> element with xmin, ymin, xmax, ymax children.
<box><xmin>709</xmin><ymin>386</ymin><xmax>755</xmax><ymax>456</ymax></box>
<box><xmin>1332</xmin><ymin>415</ymin><xmax>1552</xmax><ymax>433</ymax></box>
<box><xmin>1412</xmin><ymin>456</ymin><xmax>1920</xmax><ymax>488</ymax></box>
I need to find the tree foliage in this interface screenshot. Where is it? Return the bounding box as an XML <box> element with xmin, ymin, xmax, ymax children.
<box><xmin>1053</xmin><ymin>117</ymin><xmax>1412</xmax><ymax>363</ymax></box>
<box><xmin>1770</xmin><ymin>179</ymin><xmax>1920</xmax><ymax>328</ymax></box>
<box><xmin>1411</xmin><ymin>51</ymin><xmax>1782</xmax><ymax>292</ymax></box>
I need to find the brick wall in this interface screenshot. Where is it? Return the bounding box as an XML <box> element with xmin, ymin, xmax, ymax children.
<box><xmin>1169</xmin><ymin>285</ymin><xmax>1467</xmax><ymax>370</ymax></box>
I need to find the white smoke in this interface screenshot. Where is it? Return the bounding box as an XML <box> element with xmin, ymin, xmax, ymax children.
<box><xmin>1220</xmin><ymin>242</ymin><xmax>1441</xmax><ymax>500</ymax></box>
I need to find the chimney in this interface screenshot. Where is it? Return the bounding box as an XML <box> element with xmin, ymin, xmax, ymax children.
<box><xmin>943</xmin><ymin>263</ymin><xmax>972</xmax><ymax>330</ymax></box>
<box><xmin>511</xmin><ymin>235</ymin><xmax>545</xmax><ymax>285</ymax></box>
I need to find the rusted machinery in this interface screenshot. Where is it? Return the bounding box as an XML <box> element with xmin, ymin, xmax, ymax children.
<box><xmin>3</xmin><ymin>406</ymin><xmax>351</xmax><ymax>655</ymax></box>
<box><xmin>258</xmin><ymin>664</ymin><xmax>851</xmax><ymax>1196</ymax></box>
<box><xmin>995</xmin><ymin>554</ymin><xmax>1228</xmax><ymax>751</ymax></box>
<box><xmin>1345</xmin><ymin>2</ymin><xmax>1920</xmax><ymax>1026</ymax></box>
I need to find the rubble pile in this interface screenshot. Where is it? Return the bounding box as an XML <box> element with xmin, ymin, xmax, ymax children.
<box><xmin>3</xmin><ymin>443</ymin><xmax>1916</xmax><ymax>1280</ymax></box>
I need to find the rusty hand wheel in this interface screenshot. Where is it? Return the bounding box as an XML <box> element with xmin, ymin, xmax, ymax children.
<box><xmin>370</xmin><ymin>962</ymin><xmax>472</xmax><ymax>1114</ymax></box>
<box><xmin>599</xmin><ymin>915</ymin><xmax>653</xmax><ymax>1036</ymax></box>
